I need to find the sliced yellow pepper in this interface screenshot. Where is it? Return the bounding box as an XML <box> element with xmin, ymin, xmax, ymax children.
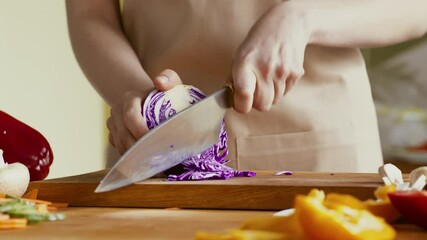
<box><xmin>296</xmin><ymin>189</ymin><xmax>396</xmax><ymax>240</ymax></box>
<box><xmin>241</xmin><ymin>214</ymin><xmax>303</xmax><ymax>240</ymax></box>
<box><xmin>374</xmin><ymin>185</ymin><xmax>396</xmax><ymax>200</ymax></box>
<box><xmin>194</xmin><ymin>188</ymin><xmax>398</xmax><ymax>240</ymax></box>
<box><xmin>324</xmin><ymin>185</ymin><xmax>400</xmax><ymax>223</ymax></box>
<box><xmin>195</xmin><ymin>229</ymin><xmax>285</xmax><ymax>240</ymax></box>
<box><xmin>364</xmin><ymin>185</ymin><xmax>400</xmax><ymax>223</ymax></box>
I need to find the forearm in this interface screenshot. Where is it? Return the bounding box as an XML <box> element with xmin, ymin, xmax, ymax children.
<box><xmin>66</xmin><ymin>0</ymin><xmax>153</xmax><ymax>106</ymax></box>
<box><xmin>287</xmin><ymin>0</ymin><xmax>427</xmax><ymax>48</ymax></box>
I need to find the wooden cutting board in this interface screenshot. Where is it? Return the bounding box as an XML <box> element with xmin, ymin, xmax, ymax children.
<box><xmin>28</xmin><ymin>170</ymin><xmax>389</xmax><ymax>210</ymax></box>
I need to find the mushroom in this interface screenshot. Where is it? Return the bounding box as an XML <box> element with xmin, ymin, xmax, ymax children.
<box><xmin>410</xmin><ymin>167</ymin><xmax>427</xmax><ymax>190</ymax></box>
<box><xmin>410</xmin><ymin>167</ymin><xmax>427</xmax><ymax>184</ymax></box>
<box><xmin>0</xmin><ymin>149</ymin><xmax>30</xmax><ymax>197</ymax></box>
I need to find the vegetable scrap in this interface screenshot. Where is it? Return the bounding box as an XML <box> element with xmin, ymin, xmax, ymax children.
<box><xmin>195</xmin><ymin>187</ymin><xmax>398</xmax><ymax>240</ymax></box>
<box><xmin>142</xmin><ymin>85</ymin><xmax>255</xmax><ymax>181</ymax></box>
<box><xmin>275</xmin><ymin>171</ymin><xmax>293</xmax><ymax>176</ymax></box>
<box><xmin>0</xmin><ymin>111</ymin><xmax>54</xmax><ymax>181</ymax></box>
<box><xmin>0</xmin><ymin>189</ymin><xmax>67</xmax><ymax>230</ymax></box>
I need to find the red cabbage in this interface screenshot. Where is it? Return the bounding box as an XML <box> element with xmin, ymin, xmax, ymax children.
<box><xmin>275</xmin><ymin>171</ymin><xmax>293</xmax><ymax>176</ymax></box>
<box><xmin>142</xmin><ymin>85</ymin><xmax>255</xmax><ymax>181</ymax></box>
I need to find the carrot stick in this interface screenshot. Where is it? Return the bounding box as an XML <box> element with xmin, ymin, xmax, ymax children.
<box><xmin>22</xmin><ymin>189</ymin><xmax>38</xmax><ymax>200</ymax></box>
<box><xmin>21</xmin><ymin>198</ymin><xmax>52</xmax><ymax>205</ymax></box>
<box><xmin>0</xmin><ymin>198</ymin><xmax>12</xmax><ymax>204</ymax></box>
<box><xmin>50</xmin><ymin>202</ymin><xmax>68</xmax><ymax>208</ymax></box>
<box><xmin>47</xmin><ymin>206</ymin><xmax>58</xmax><ymax>212</ymax></box>
<box><xmin>36</xmin><ymin>204</ymin><xmax>49</xmax><ymax>214</ymax></box>
<box><xmin>0</xmin><ymin>214</ymin><xmax>10</xmax><ymax>221</ymax></box>
<box><xmin>0</xmin><ymin>218</ymin><xmax>27</xmax><ymax>229</ymax></box>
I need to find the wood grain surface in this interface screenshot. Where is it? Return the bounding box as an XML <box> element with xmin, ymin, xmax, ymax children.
<box><xmin>28</xmin><ymin>170</ymin><xmax>391</xmax><ymax>210</ymax></box>
<box><xmin>1</xmin><ymin>208</ymin><xmax>425</xmax><ymax>240</ymax></box>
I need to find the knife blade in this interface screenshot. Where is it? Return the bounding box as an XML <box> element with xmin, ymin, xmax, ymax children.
<box><xmin>95</xmin><ymin>86</ymin><xmax>233</xmax><ymax>193</ymax></box>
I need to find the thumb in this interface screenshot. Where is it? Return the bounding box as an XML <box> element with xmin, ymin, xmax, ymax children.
<box><xmin>153</xmin><ymin>69</ymin><xmax>183</xmax><ymax>91</ymax></box>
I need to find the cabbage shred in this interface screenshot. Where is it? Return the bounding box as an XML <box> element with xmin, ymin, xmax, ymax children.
<box><xmin>143</xmin><ymin>86</ymin><xmax>256</xmax><ymax>181</ymax></box>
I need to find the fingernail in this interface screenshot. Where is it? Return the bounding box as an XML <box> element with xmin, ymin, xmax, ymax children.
<box><xmin>157</xmin><ymin>75</ymin><xmax>169</xmax><ymax>84</ymax></box>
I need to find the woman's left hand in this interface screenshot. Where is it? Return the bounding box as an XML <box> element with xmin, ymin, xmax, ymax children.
<box><xmin>232</xmin><ymin>2</ymin><xmax>309</xmax><ymax>113</ymax></box>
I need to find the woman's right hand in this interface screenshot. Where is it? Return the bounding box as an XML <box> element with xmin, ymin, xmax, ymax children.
<box><xmin>107</xmin><ymin>69</ymin><xmax>183</xmax><ymax>154</ymax></box>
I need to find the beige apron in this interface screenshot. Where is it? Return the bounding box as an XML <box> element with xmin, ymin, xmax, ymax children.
<box><xmin>122</xmin><ymin>0</ymin><xmax>383</xmax><ymax>172</ymax></box>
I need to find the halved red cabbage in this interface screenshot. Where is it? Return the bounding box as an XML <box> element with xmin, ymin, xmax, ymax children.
<box><xmin>142</xmin><ymin>85</ymin><xmax>255</xmax><ymax>181</ymax></box>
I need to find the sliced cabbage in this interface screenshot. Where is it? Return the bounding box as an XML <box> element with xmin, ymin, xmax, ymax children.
<box><xmin>142</xmin><ymin>85</ymin><xmax>255</xmax><ymax>181</ymax></box>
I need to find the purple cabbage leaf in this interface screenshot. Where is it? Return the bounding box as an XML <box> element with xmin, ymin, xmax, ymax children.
<box><xmin>142</xmin><ymin>85</ymin><xmax>255</xmax><ymax>181</ymax></box>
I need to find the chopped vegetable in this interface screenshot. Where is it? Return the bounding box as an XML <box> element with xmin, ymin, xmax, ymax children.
<box><xmin>388</xmin><ymin>190</ymin><xmax>427</xmax><ymax>230</ymax></box>
<box><xmin>142</xmin><ymin>85</ymin><xmax>255</xmax><ymax>180</ymax></box>
<box><xmin>241</xmin><ymin>214</ymin><xmax>303</xmax><ymax>238</ymax></box>
<box><xmin>195</xmin><ymin>189</ymin><xmax>397</xmax><ymax>240</ymax></box>
<box><xmin>0</xmin><ymin>111</ymin><xmax>54</xmax><ymax>181</ymax></box>
<box><xmin>295</xmin><ymin>189</ymin><xmax>396</xmax><ymax>240</ymax></box>
<box><xmin>0</xmin><ymin>150</ymin><xmax>30</xmax><ymax>197</ymax></box>
<box><xmin>195</xmin><ymin>229</ymin><xmax>285</xmax><ymax>240</ymax></box>
<box><xmin>22</xmin><ymin>189</ymin><xmax>38</xmax><ymax>199</ymax></box>
<box><xmin>275</xmin><ymin>171</ymin><xmax>293</xmax><ymax>176</ymax></box>
<box><xmin>363</xmin><ymin>185</ymin><xmax>401</xmax><ymax>223</ymax></box>
<box><xmin>49</xmin><ymin>202</ymin><xmax>69</xmax><ymax>208</ymax></box>
<box><xmin>0</xmin><ymin>191</ymin><xmax>66</xmax><ymax>229</ymax></box>
<box><xmin>323</xmin><ymin>185</ymin><xmax>401</xmax><ymax>223</ymax></box>
<box><xmin>410</xmin><ymin>167</ymin><xmax>427</xmax><ymax>190</ymax></box>
<box><xmin>0</xmin><ymin>218</ymin><xmax>27</xmax><ymax>230</ymax></box>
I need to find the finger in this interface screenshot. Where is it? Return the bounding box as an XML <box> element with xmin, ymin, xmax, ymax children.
<box><xmin>232</xmin><ymin>65</ymin><xmax>256</xmax><ymax>113</ymax></box>
<box><xmin>106</xmin><ymin>117</ymin><xmax>116</xmax><ymax>147</ymax></box>
<box><xmin>115</xmin><ymin>121</ymin><xmax>137</xmax><ymax>155</ymax></box>
<box><xmin>123</xmin><ymin>93</ymin><xmax>149</xmax><ymax>139</ymax></box>
<box><xmin>273</xmin><ymin>65</ymin><xmax>288</xmax><ymax>104</ymax></box>
<box><xmin>253</xmin><ymin>78</ymin><xmax>275</xmax><ymax>111</ymax></box>
<box><xmin>284</xmin><ymin>69</ymin><xmax>304</xmax><ymax>95</ymax></box>
<box><xmin>110</xmin><ymin>106</ymin><xmax>137</xmax><ymax>155</ymax></box>
<box><xmin>273</xmin><ymin>77</ymin><xmax>286</xmax><ymax>104</ymax></box>
<box><xmin>108</xmin><ymin>133</ymin><xmax>115</xmax><ymax>147</ymax></box>
<box><xmin>153</xmin><ymin>69</ymin><xmax>183</xmax><ymax>91</ymax></box>
<box><xmin>284</xmin><ymin>78</ymin><xmax>295</xmax><ymax>96</ymax></box>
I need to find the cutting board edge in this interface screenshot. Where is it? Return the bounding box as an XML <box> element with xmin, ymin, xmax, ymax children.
<box><xmin>27</xmin><ymin>182</ymin><xmax>379</xmax><ymax>210</ymax></box>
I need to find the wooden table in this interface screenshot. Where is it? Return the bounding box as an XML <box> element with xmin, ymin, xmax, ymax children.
<box><xmin>1</xmin><ymin>207</ymin><xmax>426</xmax><ymax>239</ymax></box>
<box><xmin>2</xmin><ymin>171</ymin><xmax>425</xmax><ymax>239</ymax></box>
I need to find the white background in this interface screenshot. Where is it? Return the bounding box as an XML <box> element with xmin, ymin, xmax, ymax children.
<box><xmin>0</xmin><ymin>1</ymin><xmax>106</xmax><ymax>178</ymax></box>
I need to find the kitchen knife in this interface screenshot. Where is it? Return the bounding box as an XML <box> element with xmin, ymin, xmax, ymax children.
<box><xmin>95</xmin><ymin>85</ymin><xmax>233</xmax><ymax>193</ymax></box>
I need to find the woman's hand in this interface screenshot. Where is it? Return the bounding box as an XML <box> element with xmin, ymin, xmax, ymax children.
<box><xmin>232</xmin><ymin>2</ymin><xmax>309</xmax><ymax>113</ymax></box>
<box><xmin>107</xmin><ymin>69</ymin><xmax>183</xmax><ymax>154</ymax></box>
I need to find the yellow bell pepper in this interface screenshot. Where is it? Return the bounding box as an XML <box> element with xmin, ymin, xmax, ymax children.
<box><xmin>195</xmin><ymin>229</ymin><xmax>285</xmax><ymax>240</ymax></box>
<box><xmin>324</xmin><ymin>185</ymin><xmax>400</xmax><ymax>223</ymax></box>
<box><xmin>295</xmin><ymin>189</ymin><xmax>396</xmax><ymax>240</ymax></box>
<box><xmin>194</xmin><ymin>188</ymin><xmax>397</xmax><ymax>240</ymax></box>
<box><xmin>241</xmin><ymin>214</ymin><xmax>303</xmax><ymax>240</ymax></box>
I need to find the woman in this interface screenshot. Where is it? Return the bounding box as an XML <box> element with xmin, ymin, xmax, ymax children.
<box><xmin>66</xmin><ymin>0</ymin><xmax>427</xmax><ymax>172</ymax></box>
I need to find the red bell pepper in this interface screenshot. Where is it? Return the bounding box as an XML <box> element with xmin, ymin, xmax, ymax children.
<box><xmin>388</xmin><ymin>190</ymin><xmax>427</xmax><ymax>229</ymax></box>
<box><xmin>0</xmin><ymin>111</ymin><xmax>53</xmax><ymax>181</ymax></box>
